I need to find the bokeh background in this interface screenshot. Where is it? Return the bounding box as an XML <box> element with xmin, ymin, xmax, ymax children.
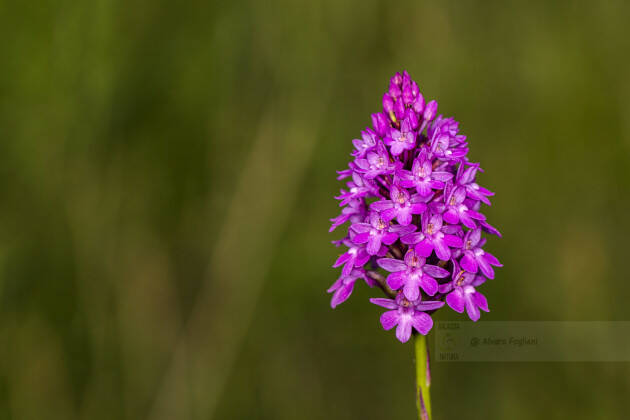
<box><xmin>1</xmin><ymin>1</ymin><xmax>630</xmax><ymax>419</ymax></box>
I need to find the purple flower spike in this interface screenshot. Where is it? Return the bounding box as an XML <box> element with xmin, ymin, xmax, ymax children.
<box><xmin>328</xmin><ymin>70</ymin><xmax>501</xmax><ymax>344</ymax></box>
<box><xmin>370</xmin><ymin>294</ymin><xmax>444</xmax><ymax>342</ymax></box>
<box><xmin>377</xmin><ymin>249</ymin><xmax>450</xmax><ymax>300</ymax></box>
<box><xmin>370</xmin><ymin>185</ymin><xmax>427</xmax><ymax>226</ymax></box>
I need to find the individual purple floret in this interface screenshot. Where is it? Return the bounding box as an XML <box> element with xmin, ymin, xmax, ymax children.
<box><xmin>350</xmin><ymin>212</ymin><xmax>399</xmax><ymax>255</ymax></box>
<box><xmin>440</xmin><ymin>184</ymin><xmax>486</xmax><ymax>229</ymax></box>
<box><xmin>439</xmin><ymin>262</ymin><xmax>489</xmax><ymax>321</ymax></box>
<box><xmin>354</xmin><ymin>142</ymin><xmax>398</xmax><ymax>180</ymax></box>
<box><xmin>370</xmin><ymin>185</ymin><xmax>427</xmax><ymax>226</ymax></box>
<box><xmin>327</xmin><ymin>268</ymin><xmax>372</xmax><ymax>309</ymax></box>
<box><xmin>327</xmin><ymin>70</ymin><xmax>501</xmax><ymax>343</ymax></box>
<box><xmin>370</xmin><ymin>294</ymin><xmax>445</xmax><ymax>342</ymax></box>
<box><xmin>458</xmin><ymin>228</ymin><xmax>503</xmax><ymax>279</ymax></box>
<box><xmin>398</xmin><ymin>149</ymin><xmax>453</xmax><ymax>197</ymax></box>
<box><xmin>377</xmin><ymin>249</ymin><xmax>450</xmax><ymax>300</ymax></box>
<box><xmin>352</xmin><ymin>128</ymin><xmax>378</xmax><ymax>157</ymax></box>
<box><xmin>329</xmin><ymin>198</ymin><xmax>367</xmax><ymax>233</ymax></box>
<box><xmin>401</xmin><ymin>213</ymin><xmax>463</xmax><ymax>261</ymax></box>
<box><xmin>384</xmin><ymin>118</ymin><xmax>416</xmax><ymax>156</ymax></box>
<box><xmin>333</xmin><ymin>236</ymin><xmax>371</xmax><ymax>277</ymax></box>
<box><xmin>455</xmin><ymin>162</ymin><xmax>494</xmax><ymax>205</ymax></box>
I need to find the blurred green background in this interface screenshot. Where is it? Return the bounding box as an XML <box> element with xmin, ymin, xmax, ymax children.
<box><xmin>1</xmin><ymin>1</ymin><xmax>630</xmax><ymax>419</ymax></box>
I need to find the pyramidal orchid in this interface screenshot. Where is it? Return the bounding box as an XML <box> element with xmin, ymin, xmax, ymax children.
<box><xmin>326</xmin><ymin>71</ymin><xmax>502</xmax><ymax>420</ymax></box>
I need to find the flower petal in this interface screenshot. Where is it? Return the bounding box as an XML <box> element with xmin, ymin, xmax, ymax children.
<box><xmin>381</xmin><ymin>232</ymin><xmax>399</xmax><ymax>245</ymax></box>
<box><xmin>443</xmin><ymin>209</ymin><xmax>459</xmax><ymax>224</ymax></box>
<box><xmin>368</xmin><ymin>236</ymin><xmax>383</xmax><ymax>255</ymax></box>
<box><xmin>401</xmin><ymin>232</ymin><xmax>424</xmax><ymax>245</ymax></box>
<box><xmin>387</xmin><ymin>271</ymin><xmax>405</xmax><ymax>290</ymax></box>
<box><xmin>443</xmin><ymin>234</ymin><xmax>463</xmax><ymax>248</ymax></box>
<box><xmin>331</xmin><ymin>282</ymin><xmax>354</xmax><ymax>308</ymax></box>
<box><xmin>397</xmin><ymin>209</ymin><xmax>412</xmax><ymax>226</ymax></box>
<box><xmin>433</xmin><ymin>238</ymin><xmax>451</xmax><ymax>261</ymax></box>
<box><xmin>477</xmin><ymin>255</ymin><xmax>495</xmax><ymax>279</ymax></box>
<box><xmin>377</xmin><ymin>258</ymin><xmax>407</xmax><ymax>272</ymax></box>
<box><xmin>333</xmin><ymin>252</ymin><xmax>351</xmax><ymax>268</ymax></box>
<box><xmin>465</xmin><ymin>295</ymin><xmax>481</xmax><ymax>321</ymax></box>
<box><xmin>446</xmin><ymin>289</ymin><xmax>465</xmax><ymax>312</ymax></box>
<box><xmin>381</xmin><ymin>207</ymin><xmax>398</xmax><ymax>222</ymax></box>
<box><xmin>411</xmin><ymin>203</ymin><xmax>427</xmax><ymax>214</ymax></box>
<box><xmin>370</xmin><ymin>200</ymin><xmax>393</xmax><ymax>211</ymax></box>
<box><xmin>473</xmin><ymin>292</ymin><xmax>489</xmax><ymax>312</ymax></box>
<box><xmin>412</xmin><ymin>312</ymin><xmax>433</xmax><ymax>335</ymax></box>
<box><xmin>415</xmin><ymin>239</ymin><xmax>434</xmax><ymax>258</ymax></box>
<box><xmin>419</xmin><ymin>274</ymin><xmax>438</xmax><ymax>296</ymax></box>
<box><xmin>380</xmin><ymin>310</ymin><xmax>399</xmax><ymax>330</ymax></box>
<box><xmin>483</xmin><ymin>252</ymin><xmax>502</xmax><ymax>267</ymax></box>
<box><xmin>460</xmin><ymin>253</ymin><xmax>478</xmax><ymax>273</ymax></box>
<box><xmin>396</xmin><ymin>316</ymin><xmax>413</xmax><ymax>343</ymax></box>
<box><xmin>370</xmin><ymin>298</ymin><xmax>398</xmax><ymax>310</ymax></box>
<box><xmin>350</xmin><ymin>223</ymin><xmax>371</xmax><ymax>233</ymax></box>
<box><xmin>423</xmin><ymin>264</ymin><xmax>450</xmax><ymax>278</ymax></box>
<box><xmin>415</xmin><ymin>300</ymin><xmax>445</xmax><ymax>311</ymax></box>
<box><xmin>352</xmin><ymin>232</ymin><xmax>370</xmax><ymax>244</ymax></box>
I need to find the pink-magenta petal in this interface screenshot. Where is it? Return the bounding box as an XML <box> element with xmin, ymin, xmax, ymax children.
<box><xmin>483</xmin><ymin>251</ymin><xmax>502</xmax><ymax>267</ymax></box>
<box><xmin>382</xmin><ymin>232</ymin><xmax>398</xmax><ymax>245</ymax></box>
<box><xmin>477</xmin><ymin>256</ymin><xmax>495</xmax><ymax>279</ymax></box>
<box><xmin>473</xmin><ymin>292</ymin><xmax>489</xmax><ymax>312</ymax></box>
<box><xmin>443</xmin><ymin>209</ymin><xmax>459</xmax><ymax>224</ymax></box>
<box><xmin>370</xmin><ymin>200</ymin><xmax>393</xmax><ymax>211</ymax></box>
<box><xmin>333</xmin><ymin>253</ymin><xmax>351</xmax><ymax>268</ymax></box>
<box><xmin>401</xmin><ymin>232</ymin><xmax>424</xmax><ymax>245</ymax></box>
<box><xmin>386</xmin><ymin>271</ymin><xmax>405</xmax><ymax>290</ymax></box>
<box><xmin>415</xmin><ymin>239</ymin><xmax>434</xmax><ymax>258</ymax></box>
<box><xmin>380</xmin><ymin>310</ymin><xmax>399</xmax><ymax>330</ymax></box>
<box><xmin>423</xmin><ymin>264</ymin><xmax>450</xmax><ymax>278</ymax></box>
<box><xmin>370</xmin><ymin>297</ymin><xmax>398</xmax><ymax>310</ymax></box>
<box><xmin>331</xmin><ymin>282</ymin><xmax>354</xmax><ymax>308</ymax></box>
<box><xmin>433</xmin><ymin>238</ymin><xmax>451</xmax><ymax>261</ymax></box>
<box><xmin>377</xmin><ymin>258</ymin><xmax>407</xmax><ymax>272</ymax></box>
<box><xmin>367</xmin><ymin>236</ymin><xmax>382</xmax><ymax>255</ymax></box>
<box><xmin>446</xmin><ymin>289</ymin><xmax>465</xmax><ymax>312</ymax></box>
<box><xmin>419</xmin><ymin>274</ymin><xmax>438</xmax><ymax>296</ymax></box>
<box><xmin>460</xmin><ymin>253</ymin><xmax>478</xmax><ymax>273</ymax></box>
<box><xmin>443</xmin><ymin>234</ymin><xmax>463</xmax><ymax>248</ymax></box>
<box><xmin>412</xmin><ymin>312</ymin><xmax>433</xmax><ymax>335</ymax></box>
<box><xmin>465</xmin><ymin>296</ymin><xmax>481</xmax><ymax>321</ymax></box>
<box><xmin>396</xmin><ymin>317</ymin><xmax>413</xmax><ymax>343</ymax></box>
<box><xmin>352</xmin><ymin>232</ymin><xmax>370</xmax><ymax>244</ymax></box>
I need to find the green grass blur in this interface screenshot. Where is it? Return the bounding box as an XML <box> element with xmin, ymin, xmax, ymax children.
<box><xmin>1</xmin><ymin>1</ymin><xmax>630</xmax><ymax>419</ymax></box>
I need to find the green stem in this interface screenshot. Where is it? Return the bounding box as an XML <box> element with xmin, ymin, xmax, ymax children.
<box><xmin>414</xmin><ymin>333</ymin><xmax>432</xmax><ymax>420</ymax></box>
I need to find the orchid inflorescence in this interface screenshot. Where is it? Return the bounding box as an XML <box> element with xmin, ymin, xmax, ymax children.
<box><xmin>328</xmin><ymin>71</ymin><xmax>502</xmax><ymax>343</ymax></box>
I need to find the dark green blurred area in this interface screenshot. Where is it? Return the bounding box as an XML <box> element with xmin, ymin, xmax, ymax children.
<box><xmin>1</xmin><ymin>1</ymin><xmax>630</xmax><ymax>419</ymax></box>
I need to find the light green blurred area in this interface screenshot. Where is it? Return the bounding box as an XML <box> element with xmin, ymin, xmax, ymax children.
<box><xmin>1</xmin><ymin>1</ymin><xmax>630</xmax><ymax>419</ymax></box>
